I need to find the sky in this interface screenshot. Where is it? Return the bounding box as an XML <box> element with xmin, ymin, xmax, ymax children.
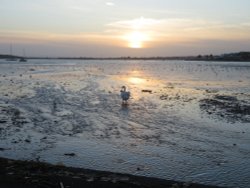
<box><xmin>1</xmin><ymin>0</ymin><xmax>250</xmax><ymax>57</ymax></box>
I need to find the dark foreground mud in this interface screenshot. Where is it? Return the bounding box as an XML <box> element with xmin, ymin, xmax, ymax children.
<box><xmin>0</xmin><ymin>157</ymin><xmax>223</xmax><ymax>188</ymax></box>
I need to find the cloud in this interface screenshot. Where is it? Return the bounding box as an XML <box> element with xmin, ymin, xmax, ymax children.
<box><xmin>106</xmin><ymin>2</ymin><xmax>114</xmax><ymax>6</ymax></box>
<box><xmin>106</xmin><ymin>17</ymin><xmax>250</xmax><ymax>44</ymax></box>
<box><xmin>107</xmin><ymin>17</ymin><xmax>162</xmax><ymax>30</ymax></box>
<box><xmin>107</xmin><ymin>17</ymin><xmax>219</xmax><ymax>33</ymax></box>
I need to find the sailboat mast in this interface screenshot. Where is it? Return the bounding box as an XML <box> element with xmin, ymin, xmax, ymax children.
<box><xmin>10</xmin><ymin>44</ymin><xmax>12</xmax><ymax>56</ymax></box>
<box><xmin>23</xmin><ymin>48</ymin><xmax>26</xmax><ymax>57</ymax></box>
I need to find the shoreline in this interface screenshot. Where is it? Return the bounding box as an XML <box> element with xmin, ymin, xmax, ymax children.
<box><xmin>1</xmin><ymin>51</ymin><xmax>250</xmax><ymax>62</ymax></box>
<box><xmin>0</xmin><ymin>157</ymin><xmax>223</xmax><ymax>188</ymax></box>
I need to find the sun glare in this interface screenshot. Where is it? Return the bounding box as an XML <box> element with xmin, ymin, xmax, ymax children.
<box><xmin>129</xmin><ymin>77</ymin><xmax>146</xmax><ymax>84</ymax></box>
<box><xmin>125</xmin><ymin>31</ymin><xmax>148</xmax><ymax>48</ymax></box>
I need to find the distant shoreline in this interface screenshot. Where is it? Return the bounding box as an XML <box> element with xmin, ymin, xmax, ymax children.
<box><xmin>1</xmin><ymin>51</ymin><xmax>250</xmax><ymax>62</ymax></box>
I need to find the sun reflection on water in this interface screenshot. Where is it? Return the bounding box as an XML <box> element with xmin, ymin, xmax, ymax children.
<box><xmin>129</xmin><ymin>77</ymin><xmax>146</xmax><ymax>84</ymax></box>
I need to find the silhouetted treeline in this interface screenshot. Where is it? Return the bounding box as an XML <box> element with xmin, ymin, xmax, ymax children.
<box><xmin>0</xmin><ymin>54</ymin><xmax>21</xmax><ymax>59</ymax></box>
<box><xmin>190</xmin><ymin>52</ymin><xmax>250</xmax><ymax>61</ymax></box>
<box><xmin>1</xmin><ymin>52</ymin><xmax>250</xmax><ymax>61</ymax></box>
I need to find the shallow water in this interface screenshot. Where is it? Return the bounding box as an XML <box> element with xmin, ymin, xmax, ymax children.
<box><xmin>0</xmin><ymin>59</ymin><xmax>250</xmax><ymax>187</ymax></box>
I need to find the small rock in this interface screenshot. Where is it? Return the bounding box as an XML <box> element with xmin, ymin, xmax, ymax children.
<box><xmin>86</xmin><ymin>177</ymin><xmax>94</xmax><ymax>182</ymax></box>
<box><xmin>25</xmin><ymin>139</ymin><xmax>31</xmax><ymax>143</ymax></box>
<box><xmin>64</xmin><ymin>153</ymin><xmax>76</xmax><ymax>156</ymax></box>
<box><xmin>141</xmin><ymin>89</ymin><xmax>152</xmax><ymax>93</ymax></box>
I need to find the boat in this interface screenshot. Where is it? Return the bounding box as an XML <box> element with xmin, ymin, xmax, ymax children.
<box><xmin>19</xmin><ymin>57</ymin><xmax>27</xmax><ymax>62</ymax></box>
<box><xmin>19</xmin><ymin>49</ymin><xmax>28</xmax><ymax>62</ymax></box>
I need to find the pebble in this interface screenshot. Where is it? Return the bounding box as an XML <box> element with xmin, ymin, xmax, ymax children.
<box><xmin>64</xmin><ymin>153</ymin><xmax>76</xmax><ymax>156</ymax></box>
<box><xmin>141</xmin><ymin>89</ymin><xmax>152</xmax><ymax>93</ymax></box>
<box><xmin>25</xmin><ymin>139</ymin><xmax>31</xmax><ymax>143</ymax></box>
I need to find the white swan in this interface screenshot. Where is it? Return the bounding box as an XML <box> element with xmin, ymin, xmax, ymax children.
<box><xmin>120</xmin><ymin>86</ymin><xmax>130</xmax><ymax>104</ymax></box>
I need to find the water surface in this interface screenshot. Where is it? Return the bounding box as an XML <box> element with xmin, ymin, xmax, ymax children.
<box><xmin>0</xmin><ymin>59</ymin><xmax>250</xmax><ymax>187</ymax></box>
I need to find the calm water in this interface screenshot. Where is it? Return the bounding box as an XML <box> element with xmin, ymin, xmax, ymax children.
<box><xmin>0</xmin><ymin>59</ymin><xmax>250</xmax><ymax>187</ymax></box>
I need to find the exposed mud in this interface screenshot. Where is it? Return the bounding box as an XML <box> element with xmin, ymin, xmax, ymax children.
<box><xmin>0</xmin><ymin>59</ymin><xmax>250</xmax><ymax>188</ymax></box>
<box><xmin>200</xmin><ymin>95</ymin><xmax>250</xmax><ymax>123</ymax></box>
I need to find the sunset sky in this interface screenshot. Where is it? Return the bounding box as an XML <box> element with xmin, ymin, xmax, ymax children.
<box><xmin>1</xmin><ymin>0</ymin><xmax>250</xmax><ymax>57</ymax></box>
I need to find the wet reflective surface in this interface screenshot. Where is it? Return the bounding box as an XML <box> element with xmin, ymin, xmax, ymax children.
<box><xmin>0</xmin><ymin>59</ymin><xmax>250</xmax><ymax>187</ymax></box>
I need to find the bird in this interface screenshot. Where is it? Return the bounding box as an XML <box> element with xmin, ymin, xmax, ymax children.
<box><xmin>120</xmin><ymin>86</ymin><xmax>130</xmax><ymax>104</ymax></box>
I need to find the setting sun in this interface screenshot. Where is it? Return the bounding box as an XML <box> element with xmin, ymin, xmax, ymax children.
<box><xmin>124</xmin><ymin>31</ymin><xmax>149</xmax><ymax>48</ymax></box>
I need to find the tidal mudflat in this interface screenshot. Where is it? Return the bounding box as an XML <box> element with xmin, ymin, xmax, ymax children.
<box><xmin>0</xmin><ymin>59</ymin><xmax>249</xmax><ymax>188</ymax></box>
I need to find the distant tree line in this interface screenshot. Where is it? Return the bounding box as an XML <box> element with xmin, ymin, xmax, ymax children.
<box><xmin>0</xmin><ymin>54</ymin><xmax>21</xmax><ymax>59</ymax></box>
<box><xmin>192</xmin><ymin>52</ymin><xmax>250</xmax><ymax>61</ymax></box>
<box><xmin>1</xmin><ymin>52</ymin><xmax>250</xmax><ymax>61</ymax></box>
